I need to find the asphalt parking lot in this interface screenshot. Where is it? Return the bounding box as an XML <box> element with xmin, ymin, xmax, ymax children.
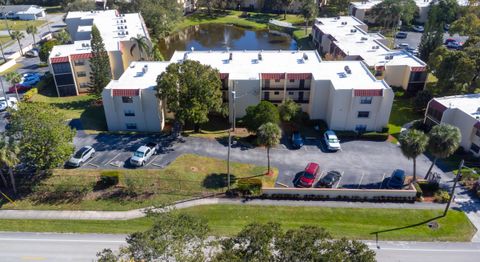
<box><xmin>394</xmin><ymin>31</ymin><xmax>468</xmax><ymax>50</ymax></box>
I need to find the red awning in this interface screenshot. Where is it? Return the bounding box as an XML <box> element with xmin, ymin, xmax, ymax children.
<box><xmin>429</xmin><ymin>99</ymin><xmax>447</xmax><ymax>112</ymax></box>
<box><xmin>375</xmin><ymin>65</ymin><xmax>385</xmax><ymax>71</ymax></box>
<box><xmin>71</xmin><ymin>53</ymin><xmax>93</xmax><ymax>60</ymax></box>
<box><xmin>261</xmin><ymin>73</ymin><xmax>285</xmax><ymax>80</ymax></box>
<box><xmin>219</xmin><ymin>73</ymin><xmax>229</xmax><ymax>80</ymax></box>
<box><xmin>474</xmin><ymin>121</ymin><xmax>480</xmax><ymax>129</ymax></box>
<box><xmin>354</xmin><ymin>89</ymin><xmax>383</xmax><ymax>97</ymax></box>
<box><xmin>286</xmin><ymin>73</ymin><xmax>312</xmax><ymax>80</ymax></box>
<box><xmin>411</xmin><ymin>66</ymin><xmax>426</xmax><ymax>72</ymax></box>
<box><xmin>112</xmin><ymin>89</ymin><xmax>140</xmax><ymax>97</ymax></box>
<box><xmin>50</xmin><ymin>56</ymin><xmax>69</xmax><ymax>63</ymax></box>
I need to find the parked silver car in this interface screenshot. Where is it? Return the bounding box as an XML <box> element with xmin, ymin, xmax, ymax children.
<box><xmin>67</xmin><ymin>146</ymin><xmax>95</xmax><ymax>167</ymax></box>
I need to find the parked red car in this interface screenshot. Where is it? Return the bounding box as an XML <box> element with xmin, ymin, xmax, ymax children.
<box><xmin>298</xmin><ymin>162</ymin><xmax>320</xmax><ymax>188</ymax></box>
<box><xmin>8</xmin><ymin>84</ymin><xmax>31</xmax><ymax>94</ymax></box>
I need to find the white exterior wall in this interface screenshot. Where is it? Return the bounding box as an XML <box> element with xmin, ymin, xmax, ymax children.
<box><xmin>229</xmin><ymin>79</ymin><xmax>261</xmax><ymax>121</ymax></box>
<box><xmin>102</xmin><ymin>89</ymin><xmax>164</xmax><ymax>132</ymax></box>
<box><xmin>384</xmin><ymin>64</ymin><xmax>410</xmax><ymax>89</ymax></box>
<box><xmin>441</xmin><ymin>109</ymin><xmax>479</xmax><ymax>155</ymax></box>
<box><xmin>308</xmin><ymin>80</ymin><xmax>332</xmax><ymax>120</ymax></box>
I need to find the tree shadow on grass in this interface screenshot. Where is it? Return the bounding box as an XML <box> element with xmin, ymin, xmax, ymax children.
<box><xmin>202</xmin><ymin>173</ymin><xmax>237</xmax><ymax>189</ymax></box>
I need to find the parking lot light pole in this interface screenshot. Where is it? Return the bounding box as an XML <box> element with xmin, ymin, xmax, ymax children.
<box><xmin>443</xmin><ymin>160</ymin><xmax>464</xmax><ymax>217</ymax></box>
<box><xmin>232</xmin><ymin>90</ymin><xmax>236</xmax><ymax>132</ymax></box>
<box><xmin>227</xmin><ymin>130</ymin><xmax>231</xmax><ymax>191</ymax></box>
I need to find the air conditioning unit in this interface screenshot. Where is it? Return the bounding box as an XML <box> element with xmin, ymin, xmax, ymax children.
<box><xmin>351</xmin><ymin>29</ymin><xmax>357</xmax><ymax>33</ymax></box>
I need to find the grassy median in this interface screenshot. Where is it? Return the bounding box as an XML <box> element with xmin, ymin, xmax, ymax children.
<box><xmin>0</xmin><ymin>205</ymin><xmax>474</xmax><ymax>241</ymax></box>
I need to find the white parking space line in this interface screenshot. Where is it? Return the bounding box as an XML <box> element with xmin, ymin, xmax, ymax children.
<box><xmin>335</xmin><ymin>171</ymin><xmax>344</xmax><ymax>188</ymax></box>
<box><xmin>379</xmin><ymin>173</ymin><xmax>386</xmax><ymax>189</ymax></box>
<box><xmin>106</xmin><ymin>153</ymin><xmax>121</xmax><ymax>166</ymax></box>
<box><xmin>357</xmin><ymin>172</ymin><xmax>365</xmax><ymax>189</ymax></box>
<box><xmin>83</xmin><ymin>155</ymin><xmax>98</xmax><ymax>167</ymax></box>
<box><xmin>315</xmin><ymin>171</ymin><xmax>326</xmax><ymax>186</ymax></box>
<box><xmin>145</xmin><ymin>155</ymin><xmax>160</xmax><ymax>166</ymax></box>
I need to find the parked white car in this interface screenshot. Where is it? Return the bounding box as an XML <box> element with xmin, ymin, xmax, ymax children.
<box><xmin>412</xmin><ymin>25</ymin><xmax>424</xmax><ymax>32</ymax></box>
<box><xmin>130</xmin><ymin>142</ymin><xmax>158</xmax><ymax>167</ymax></box>
<box><xmin>67</xmin><ymin>146</ymin><xmax>95</xmax><ymax>167</ymax></box>
<box><xmin>0</xmin><ymin>97</ymin><xmax>18</xmax><ymax>111</ymax></box>
<box><xmin>324</xmin><ymin>130</ymin><xmax>341</xmax><ymax>151</ymax></box>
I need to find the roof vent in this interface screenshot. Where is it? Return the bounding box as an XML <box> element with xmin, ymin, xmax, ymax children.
<box><xmin>142</xmin><ymin>65</ymin><xmax>148</xmax><ymax>74</ymax></box>
<box><xmin>385</xmin><ymin>55</ymin><xmax>393</xmax><ymax>60</ymax></box>
<box><xmin>335</xmin><ymin>16</ymin><xmax>340</xmax><ymax>20</ymax></box>
<box><xmin>361</xmin><ymin>37</ymin><xmax>368</xmax><ymax>41</ymax></box>
<box><xmin>303</xmin><ymin>53</ymin><xmax>308</xmax><ymax>60</ymax></box>
<box><xmin>258</xmin><ymin>52</ymin><xmax>262</xmax><ymax>61</ymax></box>
<box><xmin>350</xmin><ymin>29</ymin><xmax>357</xmax><ymax>33</ymax></box>
<box><xmin>341</xmin><ymin>21</ymin><xmax>347</xmax><ymax>25</ymax></box>
<box><xmin>125</xmin><ymin>31</ymin><xmax>128</xmax><ymax>35</ymax></box>
<box><xmin>229</xmin><ymin>53</ymin><xmax>233</xmax><ymax>61</ymax></box>
<box><xmin>372</xmin><ymin>46</ymin><xmax>379</xmax><ymax>50</ymax></box>
<box><xmin>344</xmin><ymin>66</ymin><xmax>352</xmax><ymax>74</ymax></box>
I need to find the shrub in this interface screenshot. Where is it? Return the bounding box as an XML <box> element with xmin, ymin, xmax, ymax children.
<box><xmin>418</xmin><ymin>180</ymin><xmax>439</xmax><ymax>192</ymax></box>
<box><xmin>99</xmin><ymin>171</ymin><xmax>120</xmax><ymax>188</ymax></box>
<box><xmin>434</xmin><ymin>190</ymin><xmax>450</xmax><ymax>203</ymax></box>
<box><xmin>123</xmin><ymin>176</ymin><xmax>139</xmax><ymax>196</ymax></box>
<box><xmin>237</xmin><ymin>178</ymin><xmax>262</xmax><ymax>196</ymax></box>
<box><xmin>381</xmin><ymin>126</ymin><xmax>389</xmax><ymax>133</ymax></box>
<box><xmin>22</xmin><ymin>88</ymin><xmax>38</xmax><ymax>101</ymax></box>
<box><xmin>411</xmin><ymin>120</ymin><xmax>431</xmax><ymax>133</ymax></box>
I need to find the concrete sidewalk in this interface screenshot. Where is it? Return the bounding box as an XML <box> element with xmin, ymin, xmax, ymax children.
<box><xmin>0</xmin><ymin>198</ymin><xmax>447</xmax><ymax>220</ymax></box>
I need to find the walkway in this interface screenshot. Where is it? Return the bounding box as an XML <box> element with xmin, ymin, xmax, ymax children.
<box><xmin>0</xmin><ymin>197</ymin><xmax>448</xmax><ymax>221</ymax></box>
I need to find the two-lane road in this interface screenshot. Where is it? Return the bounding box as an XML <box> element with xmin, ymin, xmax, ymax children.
<box><xmin>0</xmin><ymin>232</ymin><xmax>479</xmax><ymax>261</ymax></box>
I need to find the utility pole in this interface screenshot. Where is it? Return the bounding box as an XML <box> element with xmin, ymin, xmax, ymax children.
<box><xmin>232</xmin><ymin>90</ymin><xmax>236</xmax><ymax>132</ymax></box>
<box><xmin>444</xmin><ymin>160</ymin><xmax>464</xmax><ymax>217</ymax></box>
<box><xmin>227</xmin><ymin>130</ymin><xmax>231</xmax><ymax>191</ymax></box>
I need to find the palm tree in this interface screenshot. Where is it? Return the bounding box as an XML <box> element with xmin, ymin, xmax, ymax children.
<box><xmin>399</xmin><ymin>129</ymin><xmax>429</xmax><ymax>182</ymax></box>
<box><xmin>281</xmin><ymin>0</ymin><xmax>294</xmax><ymax>20</ymax></box>
<box><xmin>10</xmin><ymin>30</ymin><xmax>25</xmax><ymax>56</ymax></box>
<box><xmin>257</xmin><ymin>122</ymin><xmax>281</xmax><ymax>175</ymax></box>
<box><xmin>0</xmin><ymin>135</ymin><xmax>19</xmax><ymax>194</ymax></box>
<box><xmin>424</xmin><ymin>124</ymin><xmax>461</xmax><ymax>179</ymax></box>
<box><xmin>5</xmin><ymin>72</ymin><xmax>22</xmax><ymax>101</ymax></box>
<box><xmin>26</xmin><ymin>25</ymin><xmax>38</xmax><ymax>46</ymax></box>
<box><xmin>300</xmin><ymin>0</ymin><xmax>318</xmax><ymax>35</ymax></box>
<box><xmin>130</xmin><ymin>34</ymin><xmax>151</xmax><ymax>61</ymax></box>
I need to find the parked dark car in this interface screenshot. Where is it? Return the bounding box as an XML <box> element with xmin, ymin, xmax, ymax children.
<box><xmin>318</xmin><ymin>170</ymin><xmax>342</xmax><ymax>188</ymax></box>
<box><xmin>8</xmin><ymin>84</ymin><xmax>31</xmax><ymax>94</ymax></box>
<box><xmin>298</xmin><ymin>162</ymin><xmax>320</xmax><ymax>188</ymax></box>
<box><xmin>291</xmin><ymin>131</ymin><xmax>304</xmax><ymax>149</ymax></box>
<box><xmin>387</xmin><ymin>169</ymin><xmax>406</xmax><ymax>189</ymax></box>
<box><xmin>395</xmin><ymin>32</ymin><xmax>408</xmax><ymax>39</ymax></box>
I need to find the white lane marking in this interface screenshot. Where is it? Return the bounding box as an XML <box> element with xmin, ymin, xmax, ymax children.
<box><xmin>335</xmin><ymin>171</ymin><xmax>344</xmax><ymax>188</ymax></box>
<box><xmin>145</xmin><ymin>155</ymin><xmax>160</xmax><ymax>166</ymax></box>
<box><xmin>0</xmin><ymin>238</ymin><xmax>125</xmax><ymax>243</ymax></box>
<box><xmin>357</xmin><ymin>172</ymin><xmax>365</xmax><ymax>189</ymax></box>
<box><xmin>379</xmin><ymin>173</ymin><xmax>386</xmax><ymax>189</ymax></box>
<box><xmin>82</xmin><ymin>155</ymin><xmax>97</xmax><ymax>167</ymax></box>
<box><xmin>106</xmin><ymin>153</ymin><xmax>121</xmax><ymax>166</ymax></box>
<box><xmin>315</xmin><ymin>171</ymin><xmax>326</xmax><ymax>187</ymax></box>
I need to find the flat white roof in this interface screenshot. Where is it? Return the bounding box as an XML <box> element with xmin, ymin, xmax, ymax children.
<box><xmin>55</xmin><ymin>10</ymin><xmax>148</xmax><ymax>56</ymax></box>
<box><xmin>350</xmin><ymin>0</ymin><xmax>468</xmax><ymax>9</ymax></box>
<box><xmin>434</xmin><ymin>94</ymin><xmax>480</xmax><ymax>118</ymax></box>
<box><xmin>107</xmin><ymin>50</ymin><xmax>389</xmax><ymax>91</ymax></box>
<box><xmin>314</xmin><ymin>16</ymin><xmax>426</xmax><ymax>68</ymax></box>
<box><xmin>50</xmin><ymin>40</ymin><xmax>92</xmax><ymax>58</ymax></box>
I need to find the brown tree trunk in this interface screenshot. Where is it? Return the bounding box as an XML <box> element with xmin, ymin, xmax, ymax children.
<box><xmin>267</xmin><ymin>147</ymin><xmax>270</xmax><ymax>175</ymax></box>
<box><xmin>413</xmin><ymin>158</ymin><xmax>417</xmax><ymax>183</ymax></box>
<box><xmin>0</xmin><ymin>172</ymin><xmax>7</xmax><ymax>189</ymax></box>
<box><xmin>424</xmin><ymin>157</ymin><xmax>437</xmax><ymax>180</ymax></box>
<box><xmin>8</xmin><ymin>167</ymin><xmax>16</xmax><ymax>195</ymax></box>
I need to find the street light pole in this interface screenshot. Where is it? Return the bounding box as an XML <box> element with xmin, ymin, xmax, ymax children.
<box><xmin>227</xmin><ymin>130</ymin><xmax>231</xmax><ymax>191</ymax></box>
<box><xmin>444</xmin><ymin>160</ymin><xmax>464</xmax><ymax>217</ymax></box>
<box><xmin>232</xmin><ymin>90</ymin><xmax>236</xmax><ymax>132</ymax></box>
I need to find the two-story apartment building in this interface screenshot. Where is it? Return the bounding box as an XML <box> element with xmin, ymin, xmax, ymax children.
<box><xmin>424</xmin><ymin>94</ymin><xmax>480</xmax><ymax>156</ymax></box>
<box><xmin>102</xmin><ymin>50</ymin><xmax>394</xmax><ymax>133</ymax></box>
<box><xmin>312</xmin><ymin>16</ymin><xmax>427</xmax><ymax>93</ymax></box>
<box><xmin>48</xmin><ymin>10</ymin><xmax>150</xmax><ymax>96</ymax></box>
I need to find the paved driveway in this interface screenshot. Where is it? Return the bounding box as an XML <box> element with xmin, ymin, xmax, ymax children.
<box><xmin>395</xmin><ymin>31</ymin><xmax>468</xmax><ymax>50</ymax></box>
<box><xmin>73</xmin><ymin>133</ymin><xmax>444</xmax><ymax>189</ymax></box>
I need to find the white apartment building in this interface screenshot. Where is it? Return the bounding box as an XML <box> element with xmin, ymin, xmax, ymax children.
<box><xmin>349</xmin><ymin>0</ymin><xmax>470</xmax><ymax>24</ymax></box>
<box><xmin>48</xmin><ymin>10</ymin><xmax>150</xmax><ymax>96</ymax></box>
<box><xmin>102</xmin><ymin>50</ymin><xmax>394</xmax><ymax>133</ymax></box>
<box><xmin>425</xmin><ymin>94</ymin><xmax>480</xmax><ymax>156</ymax></box>
<box><xmin>312</xmin><ymin>16</ymin><xmax>427</xmax><ymax>92</ymax></box>
<box><xmin>0</xmin><ymin>5</ymin><xmax>45</xmax><ymax>20</ymax></box>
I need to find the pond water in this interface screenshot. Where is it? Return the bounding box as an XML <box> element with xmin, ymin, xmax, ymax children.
<box><xmin>158</xmin><ymin>23</ymin><xmax>297</xmax><ymax>59</ymax></box>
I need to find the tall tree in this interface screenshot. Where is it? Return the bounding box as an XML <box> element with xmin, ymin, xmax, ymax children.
<box><xmin>7</xmin><ymin>103</ymin><xmax>75</xmax><ymax>171</ymax></box>
<box><xmin>371</xmin><ymin>0</ymin><xmax>417</xmax><ymax>29</ymax></box>
<box><xmin>278</xmin><ymin>98</ymin><xmax>301</xmax><ymax>122</ymax></box>
<box><xmin>275</xmin><ymin>226</ymin><xmax>332</xmax><ymax>261</ymax></box>
<box><xmin>55</xmin><ymin>29</ymin><xmax>71</xmax><ymax>44</ymax></box>
<box><xmin>243</xmin><ymin>101</ymin><xmax>280</xmax><ymax>133</ymax></box>
<box><xmin>26</xmin><ymin>24</ymin><xmax>38</xmax><ymax>46</ymax></box>
<box><xmin>130</xmin><ymin>34</ymin><xmax>151</xmax><ymax>61</ymax></box>
<box><xmin>89</xmin><ymin>25</ymin><xmax>112</xmax><ymax>95</ymax></box>
<box><xmin>39</xmin><ymin>39</ymin><xmax>59</xmax><ymax>62</ymax></box>
<box><xmin>418</xmin><ymin>1</ymin><xmax>451</xmax><ymax>62</ymax></box>
<box><xmin>399</xmin><ymin>129</ymin><xmax>429</xmax><ymax>182</ymax></box>
<box><xmin>299</xmin><ymin>0</ymin><xmax>318</xmax><ymax>34</ymax></box>
<box><xmin>10</xmin><ymin>30</ymin><xmax>25</xmax><ymax>55</ymax></box>
<box><xmin>97</xmin><ymin>212</ymin><xmax>209</xmax><ymax>261</ymax></box>
<box><xmin>450</xmin><ymin>13</ymin><xmax>480</xmax><ymax>36</ymax></box>
<box><xmin>280</xmin><ymin>0</ymin><xmax>294</xmax><ymax>20</ymax></box>
<box><xmin>155</xmin><ymin>60</ymin><xmax>223</xmax><ymax>132</ymax></box>
<box><xmin>0</xmin><ymin>135</ymin><xmax>18</xmax><ymax>194</ymax></box>
<box><xmin>257</xmin><ymin>122</ymin><xmax>281</xmax><ymax>175</ymax></box>
<box><xmin>424</xmin><ymin>124</ymin><xmax>461</xmax><ymax>179</ymax></box>
<box><xmin>5</xmin><ymin>72</ymin><xmax>22</xmax><ymax>100</ymax></box>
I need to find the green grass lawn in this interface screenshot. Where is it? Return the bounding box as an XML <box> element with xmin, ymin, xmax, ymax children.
<box><xmin>0</xmin><ymin>205</ymin><xmax>474</xmax><ymax>241</ymax></box>
<box><xmin>2</xmin><ymin>154</ymin><xmax>276</xmax><ymax>211</ymax></box>
<box><xmin>293</xmin><ymin>28</ymin><xmax>314</xmax><ymax>50</ymax></box>
<box><xmin>0</xmin><ymin>19</ymin><xmax>46</xmax><ymax>31</ymax></box>
<box><xmin>175</xmin><ymin>9</ymin><xmax>304</xmax><ymax>32</ymax></box>
<box><xmin>388</xmin><ymin>90</ymin><xmax>424</xmax><ymax>143</ymax></box>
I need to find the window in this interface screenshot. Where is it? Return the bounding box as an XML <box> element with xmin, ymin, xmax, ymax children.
<box><xmin>471</xmin><ymin>143</ymin><xmax>480</xmax><ymax>154</ymax></box>
<box><xmin>124</xmin><ymin>109</ymin><xmax>135</xmax><ymax>117</ymax></box>
<box><xmin>360</xmin><ymin>96</ymin><xmax>372</xmax><ymax>104</ymax></box>
<box><xmin>355</xmin><ymin>124</ymin><xmax>367</xmax><ymax>132</ymax></box>
<box><xmin>79</xmin><ymin>82</ymin><xmax>90</xmax><ymax>88</ymax></box>
<box><xmin>357</xmin><ymin>111</ymin><xmax>370</xmax><ymax>118</ymax></box>
<box><xmin>274</xmin><ymin>91</ymin><xmax>280</xmax><ymax>95</ymax></box>
<box><xmin>122</xmin><ymin>96</ymin><xmax>133</xmax><ymax>103</ymax></box>
<box><xmin>289</xmin><ymin>79</ymin><xmax>295</xmax><ymax>83</ymax></box>
<box><xmin>288</xmin><ymin>92</ymin><xmax>294</xmax><ymax>95</ymax></box>
<box><xmin>74</xmin><ymin>60</ymin><xmax>85</xmax><ymax>66</ymax></box>
<box><xmin>77</xmin><ymin>71</ymin><xmax>87</xmax><ymax>77</ymax></box>
<box><xmin>126</xmin><ymin>123</ymin><xmax>137</xmax><ymax>130</ymax></box>
<box><xmin>275</xmin><ymin>79</ymin><xmax>280</xmax><ymax>83</ymax></box>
